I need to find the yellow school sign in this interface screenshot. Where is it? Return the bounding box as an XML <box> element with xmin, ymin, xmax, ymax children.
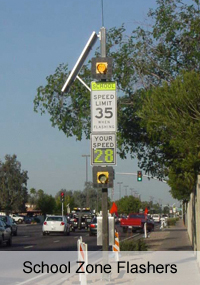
<box><xmin>91</xmin><ymin>81</ymin><xmax>116</xmax><ymax>91</ymax></box>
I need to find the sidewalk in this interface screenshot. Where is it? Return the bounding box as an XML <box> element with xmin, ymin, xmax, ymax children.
<box><xmin>64</xmin><ymin>220</ymin><xmax>196</xmax><ymax>285</ymax></box>
<box><xmin>145</xmin><ymin>219</ymin><xmax>193</xmax><ymax>251</ymax></box>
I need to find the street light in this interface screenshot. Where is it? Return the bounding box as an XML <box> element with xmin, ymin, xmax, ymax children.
<box><xmin>82</xmin><ymin>154</ymin><xmax>90</xmax><ymax>207</ymax></box>
<box><xmin>124</xmin><ymin>185</ymin><xmax>129</xmax><ymax>197</ymax></box>
<box><xmin>130</xmin><ymin>188</ymin><xmax>134</xmax><ymax>196</ymax></box>
<box><xmin>149</xmin><ymin>196</ymin><xmax>154</xmax><ymax>204</ymax></box>
<box><xmin>117</xmin><ymin>182</ymin><xmax>123</xmax><ymax>200</ymax></box>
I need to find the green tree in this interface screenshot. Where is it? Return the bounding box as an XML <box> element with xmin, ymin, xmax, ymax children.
<box><xmin>116</xmin><ymin>196</ymin><xmax>141</xmax><ymax>215</ymax></box>
<box><xmin>0</xmin><ymin>154</ymin><xmax>28</xmax><ymax>213</ymax></box>
<box><xmin>28</xmin><ymin>187</ymin><xmax>37</xmax><ymax>205</ymax></box>
<box><xmin>34</xmin><ymin>0</ymin><xmax>200</xmax><ymax>161</ymax></box>
<box><xmin>139</xmin><ymin>71</ymin><xmax>200</xmax><ymax>199</ymax></box>
<box><xmin>33</xmin><ymin>0</ymin><xmax>200</xmax><ymax>199</ymax></box>
<box><xmin>36</xmin><ymin>190</ymin><xmax>56</xmax><ymax>217</ymax></box>
<box><xmin>163</xmin><ymin>206</ymin><xmax>170</xmax><ymax>215</ymax></box>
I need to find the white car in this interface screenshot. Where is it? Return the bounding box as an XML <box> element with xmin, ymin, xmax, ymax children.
<box><xmin>9</xmin><ymin>214</ymin><xmax>24</xmax><ymax>224</ymax></box>
<box><xmin>42</xmin><ymin>215</ymin><xmax>70</xmax><ymax>236</ymax></box>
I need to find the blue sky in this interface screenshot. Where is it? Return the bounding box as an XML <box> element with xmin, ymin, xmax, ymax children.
<box><xmin>1</xmin><ymin>0</ymin><xmax>189</xmax><ymax>206</ymax></box>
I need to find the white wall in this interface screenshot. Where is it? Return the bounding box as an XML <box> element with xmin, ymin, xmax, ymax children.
<box><xmin>185</xmin><ymin>175</ymin><xmax>200</xmax><ymax>255</ymax></box>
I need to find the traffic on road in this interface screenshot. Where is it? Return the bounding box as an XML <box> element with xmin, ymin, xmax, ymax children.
<box><xmin>0</xmin><ymin>213</ymin><xmax>162</xmax><ymax>251</ymax></box>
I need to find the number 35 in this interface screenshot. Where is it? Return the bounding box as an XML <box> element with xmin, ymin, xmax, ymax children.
<box><xmin>95</xmin><ymin>107</ymin><xmax>113</xmax><ymax>119</ymax></box>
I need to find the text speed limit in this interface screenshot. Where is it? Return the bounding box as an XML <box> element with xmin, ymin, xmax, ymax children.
<box><xmin>91</xmin><ymin>134</ymin><xmax>116</xmax><ymax>165</ymax></box>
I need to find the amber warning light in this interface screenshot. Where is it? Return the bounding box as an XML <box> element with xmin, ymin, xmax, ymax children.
<box><xmin>96</xmin><ymin>62</ymin><xmax>108</xmax><ymax>74</ymax></box>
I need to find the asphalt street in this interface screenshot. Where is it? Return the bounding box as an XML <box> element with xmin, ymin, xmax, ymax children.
<box><xmin>0</xmin><ymin>223</ymin><xmax>160</xmax><ymax>251</ymax></box>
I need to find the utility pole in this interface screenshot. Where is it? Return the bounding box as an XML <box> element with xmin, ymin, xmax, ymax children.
<box><xmin>150</xmin><ymin>196</ymin><xmax>154</xmax><ymax>204</ymax></box>
<box><xmin>82</xmin><ymin>154</ymin><xmax>90</xmax><ymax>207</ymax></box>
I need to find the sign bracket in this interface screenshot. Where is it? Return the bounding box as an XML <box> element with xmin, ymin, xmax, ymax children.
<box><xmin>76</xmin><ymin>75</ymin><xmax>91</xmax><ymax>92</ymax></box>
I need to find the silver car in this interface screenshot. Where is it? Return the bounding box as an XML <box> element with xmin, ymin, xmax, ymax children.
<box><xmin>42</xmin><ymin>215</ymin><xmax>70</xmax><ymax>236</ymax></box>
<box><xmin>0</xmin><ymin>215</ymin><xmax>18</xmax><ymax>236</ymax></box>
<box><xmin>0</xmin><ymin>219</ymin><xmax>12</xmax><ymax>246</ymax></box>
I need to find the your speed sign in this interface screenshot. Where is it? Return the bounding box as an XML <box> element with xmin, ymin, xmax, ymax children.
<box><xmin>91</xmin><ymin>81</ymin><xmax>117</xmax><ymax>132</ymax></box>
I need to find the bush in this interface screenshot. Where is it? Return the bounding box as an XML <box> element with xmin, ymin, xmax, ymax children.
<box><xmin>167</xmin><ymin>218</ymin><xmax>177</xmax><ymax>226</ymax></box>
<box><xmin>120</xmin><ymin>239</ymin><xmax>148</xmax><ymax>251</ymax></box>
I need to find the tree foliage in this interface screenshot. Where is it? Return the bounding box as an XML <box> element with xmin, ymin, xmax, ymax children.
<box><xmin>0</xmin><ymin>154</ymin><xmax>28</xmax><ymax>213</ymax></box>
<box><xmin>139</xmin><ymin>71</ymin><xmax>200</xmax><ymax>199</ymax></box>
<box><xmin>33</xmin><ymin>0</ymin><xmax>200</xmax><ymax>200</ymax></box>
<box><xmin>71</xmin><ymin>182</ymin><xmax>111</xmax><ymax>212</ymax></box>
<box><xmin>116</xmin><ymin>196</ymin><xmax>141</xmax><ymax>214</ymax></box>
<box><xmin>54</xmin><ymin>183</ymin><xmax>106</xmax><ymax>213</ymax></box>
<box><xmin>36</xmin><ymin>189</ymin><xmax>56</xmax><ymax>216</ymax></box>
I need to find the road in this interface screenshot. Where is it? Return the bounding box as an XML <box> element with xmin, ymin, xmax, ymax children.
<box><xmin>0</xmin><ymin>223</ymin><xmax>161</xmax><ymax>251</ymax></box>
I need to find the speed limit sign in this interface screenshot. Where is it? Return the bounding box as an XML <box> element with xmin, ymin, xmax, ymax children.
<box><xmin>91</xmin><ymin>81</ymin><xmax>117</xmax><ymax>132</ymax></box>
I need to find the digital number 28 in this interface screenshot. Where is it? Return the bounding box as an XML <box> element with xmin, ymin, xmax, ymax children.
<box><xmin>94</xmin><ymin>149</ymin><xmax>114</xmax><ymax>163</ymax></box>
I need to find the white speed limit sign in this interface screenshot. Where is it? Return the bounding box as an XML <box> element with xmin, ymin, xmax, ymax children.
<box><xmin>91</xmin><ymin>81</ymin><xmax>117</xmax><ymax>132</ymax></box>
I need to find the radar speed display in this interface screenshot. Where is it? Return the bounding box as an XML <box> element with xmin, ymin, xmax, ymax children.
<box><xmin>91</xmin><ymin>133</ymin><xmax>116</xmax><ymax>165</ymax></box>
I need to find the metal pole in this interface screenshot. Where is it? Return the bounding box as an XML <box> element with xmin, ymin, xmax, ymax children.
<box><xmin>62</xmin><ymin>202</ymin><xmax>64</xmax><ymax>216</ymax></box>
<box><xmin>100</xmin><ymin>27</ymin><xmax>106</xmax><ymax>58</ymax></box>
<box><xmin>102</xmin><ymin>187</ymin><xmax>109</xmax><ymax>251</ymax></box>
<box><xmin>124</xmin><ymin>185</ymin><xmax>128</xmax><ymax>197</ymax></box>
<box><xmin>100</xmin><ymin>27</ymin><xmax>109</xmax><ymax>254</ymax></box>
<box><xmin>116</xmin><ymin>172</ymin><xmax>167</xmax><ymax>184</ymax></box>
<box><xmin>144</xmin><ymin>222</ymin><xmax>147</xmax><ymax>238</ymax></box>
<box><xmin>82</xmin><ymin>154</ymin><xmax>90</xmax><ymax>207</ymax></box>
<box><xmin>97</xmin><ymin>189</ymin><xmax>99</xmax><ymax>213</ymax></box>
<box><xmin>117</xmin><ymin>182</ymin><xmax>123</xmax><ymax>200</ymax></box>
<box><xmin>86</xmin><ymin>156</ymin><xmax>88</xmax><ymax>183</ymax></box>
<box><xmin>130</xmin><ymin>188</ymin><xmax>134</xmax><ymax>196</ymax></box>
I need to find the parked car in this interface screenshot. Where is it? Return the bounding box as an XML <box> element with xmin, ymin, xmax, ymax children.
<box><xmin>0</xmin><ymin>215</ymin><xmax>18</xmax><ymax>236</ymax></box>
<box><xmin>89</xmin><ymin>217</ymin><xmax>97</xmax><ymax>236</ymax></box>
<box><xmin>42</xmin><ymin>215</ymin><xmax>70</xmax><ymax>236</ymax></box>
<box><xmin>9</xmin><ymin>214</ymin><xmax>24</xmax><ymax>224</ymax></box>
<box><xmin>0</xmin><ymin>219</ymin><xmax>12</xmax><ymax>246</ymax></box>
<box><xmin>23</xmin><ymin>216</ymin><xmax>34</xmax><ymax>224</ymax></box>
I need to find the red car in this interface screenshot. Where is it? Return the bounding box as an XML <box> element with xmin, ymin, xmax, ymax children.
<box><xmin>120</xmin><ymin>213</ymin><xmax>154</xmax><ymax>233</ymax></box>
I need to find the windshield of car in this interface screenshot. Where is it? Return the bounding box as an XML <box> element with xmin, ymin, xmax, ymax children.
<box><xmin>46</xmin><ymin>217</ymin><xmax>63</xmax><ymax>222</ymax></box>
